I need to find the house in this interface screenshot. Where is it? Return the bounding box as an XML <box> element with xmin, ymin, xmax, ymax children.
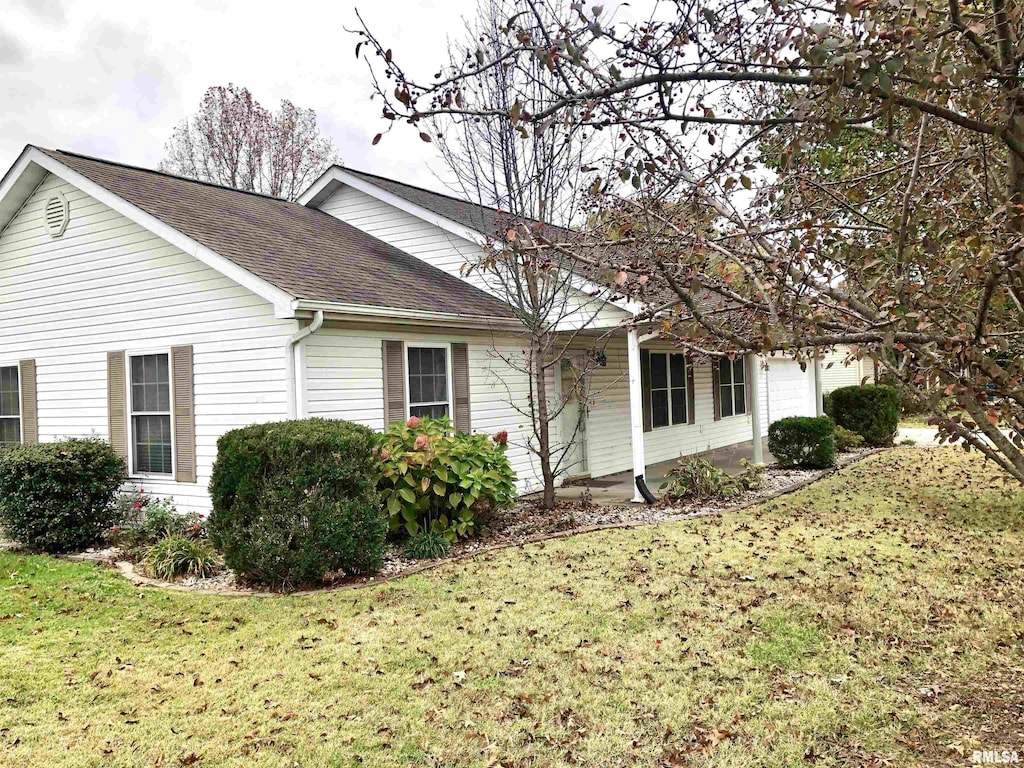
<box><xmin>0</xmin><ymin>146</ymin><xmax>872</xmax><ymax>513</ymax></box>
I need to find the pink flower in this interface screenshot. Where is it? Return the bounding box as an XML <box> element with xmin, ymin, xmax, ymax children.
<box><xmin>493</xmin><ymin>430</ymin><xmax>508</xmax><ymax>446</ymax></box>
<box><xmin>380</xmin><ymin>449</ymin><xmax>390</xmax><ymax>460</ymax></box>
<box><xmin>198</xmin><ymin>514</ymin><xmax>205</xmax><ymax>520</ymax></box>
<box><xmin>406</xmin><ymin>416</ymin><xmax>421</xmax><ymax>429</ymax></box>
<box><xmin>111</xmin><ymin>526</ymin><xmax>120</xmax><ymax>533</ymax></box>
<box><xmin>133</xmin><ymin>502</ymin><xmax>142</xmax><ymax>510</ymax></box>
<box><xmin>139</xmin><ymin>488</ymin><xmax>144</xmax><ymax>493</ymax></box>
<box><xmin>414</xmin><ymin>434</ymin><xmax>430</xmax><ymax>450</ymax></box>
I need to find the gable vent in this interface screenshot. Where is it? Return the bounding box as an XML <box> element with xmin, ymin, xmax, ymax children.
<box><xmin>44</xmin><ymin>192</ymin><xmax>69</xmax><ymax>237</ymax></box>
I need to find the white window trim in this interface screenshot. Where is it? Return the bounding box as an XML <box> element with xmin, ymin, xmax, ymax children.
<box><xmin>648</xmin><ymin>352</ymin><xmax>688</xmax><ymax>430</ymax></box>
<box><xmin>403</xmin><ymin>341</ymin><xmax>454</xmax><ymax>420</ymax></box>
<box><xmin>0</xmin><ymin>361</ymin><xmax>22</xmax><ymax>445</ymax></box>
<box><xmin>719</xmin><ymin>358</ymin><xmax>748</xmax><ymax>419</ymax></box>
<box><xmin>125</xmin><ymin>348</ymin><xmax>176</xmax><ymax>479</ymax></box>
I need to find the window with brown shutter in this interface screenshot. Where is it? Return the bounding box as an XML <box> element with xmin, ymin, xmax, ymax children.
<box><xmin>0</xmin><ymin>364</ymin><xmax>22</xmax><ymax>445</ymax></box>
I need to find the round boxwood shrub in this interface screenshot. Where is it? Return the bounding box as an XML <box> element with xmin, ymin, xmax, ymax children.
<box><xmin>768</xmin><ymin>416</ymin><xmax>836</xmax><ymax>469</ymax></box>
<box><xmin>207</xmin><ymin>419</ymin><xmax>386</xmax><ymax>588</ymax></box>
<box><xmin>0</xmin><ymin>438</ymin><xmax>127</xmax><ymax>552</ymax></box>
<box><xmin>829</xmin><ymin>384</ymin><xmax>901</xmax><ymax>446</ymax></box>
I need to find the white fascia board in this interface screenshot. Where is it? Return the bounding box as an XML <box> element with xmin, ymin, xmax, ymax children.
<box><xmin>292</xmin><ymin>299</ymin><xmax>522</xmax><ymax>330</ymax></box>
<box><xmin>20</xmin><ymin>148</ymin><xmax>296</xmax><ymax>314</ymax></box>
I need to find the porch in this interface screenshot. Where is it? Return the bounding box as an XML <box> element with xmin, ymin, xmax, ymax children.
<box><xmin>554</xmin><ymin>436</ymin><xmax>775</xmax><ymax>505</ymax></box>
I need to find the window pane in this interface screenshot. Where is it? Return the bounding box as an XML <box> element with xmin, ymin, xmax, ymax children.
<box><xmin>671</xmin><ymin>389</ymin><xmax>686</xmax><ymax>425</ymax></box>
<box><xmin>410</xmin><ymin>403</ymin><xmax>449</xmax><ymax>419</ymax></box>
<box><xmin>408</xmin><ymin>374</ymin><xmax>422</xmax><ymax>404</ymax></box>
<box><xmin>670</xmin><ymin>355</ymin><xmax>685</xmax><ymax>387</ymax></box>
<box><xmin>651</xmin><ymin>390</ymin><xmax>669</xmax><ymax>428</ymax></box>
<box><xmin>650</xmin><ymin>353</ymin><xmax>667</xmax><ymax>389</ymax></box>
<box><xmin>720</xmin><ymin>386</ymin><xmax>734</xmax><ymax>417</ymax></box>
<box><xmin>130</xmin><ymin>354</ymin><xmax>170</xmax><ymax>412</ymax></box>
<box><xmin>432</xmin><ymin>348</ymin><xmax>446</xmax><ymax>375</ymax></box>
<box><xmin>133</xmin><ymin>414</ymin><xmax>172</xmax><ymax>474</ymax></box>
<box><xmin>719</xmin><ymin>359</ymin><xmax>731</xmax><ymax>384</ymax></box>
<box><xmin>0</xmin><ymin>366</ymin><xmax>19</xmax><ymax>417</ymax></box>
<box><xmin>0</xmin><ymin>418</ymin><xmax>19</xmax><ymax>444</ymax></box>
<box><xmin>733</xmin><ymin>358</ymin><xmax>745</xmax><ymax>384</ymax></box>
<box><xmin>734</xmin><ymin>384</ymin><xmax>746</xmax><ymax>415</ymax></box>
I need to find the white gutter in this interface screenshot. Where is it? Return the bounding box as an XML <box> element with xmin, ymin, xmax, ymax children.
<box><xmin>291</xmin><ymin>300</ymin><xmax>522</xmax><ymax>331</ymax></box>
<box><xmin>289</xmin><ymin>310</ymin><xmax>324</xmax><ymax>418</ymax></box>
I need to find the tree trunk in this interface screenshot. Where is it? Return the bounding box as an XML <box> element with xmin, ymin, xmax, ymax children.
<box><xmin>531</xmin><ymin>332</ymin><xmax>557</xmax><ymax>509</ymax></box>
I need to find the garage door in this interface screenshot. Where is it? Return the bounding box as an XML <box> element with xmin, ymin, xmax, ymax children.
<box><xmin>765</xmin><ymin>359</ymin><xmax>814</xmax><ymax>423</ymax></box>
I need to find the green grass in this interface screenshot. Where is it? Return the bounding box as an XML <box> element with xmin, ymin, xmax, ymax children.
<box><xmin>2</xmin><ymin>448</ymin><xmax>1022</xmax><ymax>767</ymax></box>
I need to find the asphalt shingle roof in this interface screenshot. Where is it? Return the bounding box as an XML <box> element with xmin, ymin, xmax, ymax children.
<box><xmin>38</xmin><ymin>148</ymin><xmax>515</xmax><ymax>318</ymax></box>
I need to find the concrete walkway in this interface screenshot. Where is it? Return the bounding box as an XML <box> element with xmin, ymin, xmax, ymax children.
<box><xmin>556</xmin><ymin>437</ymin><xmax>774</xmax><ymax>505</ymax></box>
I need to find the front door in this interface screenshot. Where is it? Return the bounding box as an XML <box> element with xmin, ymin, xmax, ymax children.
<box><xmin>559</xmin><ymin>363</ymin><xmax>588</xmax><ymax>478</ymax></box>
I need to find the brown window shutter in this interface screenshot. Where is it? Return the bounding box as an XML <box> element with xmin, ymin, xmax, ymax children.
<box><xmin>640</xmin><ymin>349</ymin><xmax>652</xmax><ymax>433</ymax></box>
<box><xmin>18</xmin><ymin>359</ymin><xmax>38</xmax><ymax>445</ymax></box>
<box><xmin>382</xmin><ymin>340</ymin><xmax>406</xmax><ymax>425</ymax></box>
<box><xmin>106</xmin><ymin>351</ymin><xmax>128</xmax><ymax>461</ymax></box>
<box><xmin>686</xmin><ymin>358</ymin><xmax>696</xmax><ymax>425</ymax></box>
<box><xmin>451</xmin><ymin>342</ymin><xmax>471</xmax><ymax>433</ymax></box>
<box><xmin>171</xmin><ymin>345</ymin><xmax>196</xmax><ymax>483</ymax></box>
<box><xmin>712</xmin><ymin>360</ymin><xmax>722</xmax><ymax>421</ymax></box>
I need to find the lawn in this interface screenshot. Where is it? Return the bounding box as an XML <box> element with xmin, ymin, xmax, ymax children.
<box><xmin>2</xmin><ymin>449</ymin><xmax>1022</xmax><ymax>767</ymax></box>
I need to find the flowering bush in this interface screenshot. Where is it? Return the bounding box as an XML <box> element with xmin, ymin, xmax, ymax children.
<box><xmin>109</xmin><ymin>489</ymin><xmax>207</xmax><ymax>561</ymax></box>
<box><xmin>375</xmin><ymin>416</ymin><xmax>517</xmax><ymax>541</ymax></box>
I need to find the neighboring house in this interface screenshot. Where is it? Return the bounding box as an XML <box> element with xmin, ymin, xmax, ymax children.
<box><xmin>0</xmin><ymin>146</ymin><xmax>867</xmax><ymax>512</ymax></box>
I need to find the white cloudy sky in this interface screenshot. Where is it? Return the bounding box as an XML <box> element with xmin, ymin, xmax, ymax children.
<box><xmin>1</xmin><ymin>0</ymin><xmax>486</xmax><ymax>192</ymax></box>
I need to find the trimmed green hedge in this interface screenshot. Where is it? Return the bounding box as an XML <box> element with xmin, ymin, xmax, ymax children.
<box><xmin>0</xmin><ymin>438</ymin><xmax>126</xmax><ymax>552</ymax></box>
<box><xmin>768</xmin><ymin>416</ymin><xmax>836</xmax><ymax>469</ymax></box>
<box><xmin>208</xmin><ymin>419</ymin><xmax>386</xmax><ymax>588</ymax></box>
<box><xmin>829</xmin><ymin>384</ymin><xmax>900</xmax><ymax>446</ymax></box>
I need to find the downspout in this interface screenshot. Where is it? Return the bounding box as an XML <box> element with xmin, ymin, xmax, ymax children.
<box><xmin>289</xmin><ymin>310</ymin><xmax>324</xmax><ymax>419</ymax></box>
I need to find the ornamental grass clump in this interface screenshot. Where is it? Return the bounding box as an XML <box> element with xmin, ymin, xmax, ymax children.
<box><xmin>375</xmin><ymin>416</ymin><xmax>516</xmax><ymax>541</ymax></box>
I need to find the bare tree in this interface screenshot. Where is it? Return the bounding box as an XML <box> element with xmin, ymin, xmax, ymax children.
<box><xmin>161</xmin><ymin>84</ymin><xmax>339</xmax><ymax>201</ymax></box>
<box><xmin>367</xmin><ymin>0</ymin><xmax>619</xmax><ymax>507</ymax></box>
<box><xmin>357</xmin><ymin>0</ymin><xmax>1024</xmax><ymax>484</ymax></box>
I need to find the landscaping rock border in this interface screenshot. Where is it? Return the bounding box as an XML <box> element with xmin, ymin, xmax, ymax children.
<box><xmin>75</xmin><ymin>447</ymin><xmax>888</xmax><ymax>597</ymax></box>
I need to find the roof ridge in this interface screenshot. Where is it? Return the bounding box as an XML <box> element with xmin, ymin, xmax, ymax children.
<box><xmin>36</xmin><ymin>146</ymin><xmax>293</xmax><ymax>204</ymax></box>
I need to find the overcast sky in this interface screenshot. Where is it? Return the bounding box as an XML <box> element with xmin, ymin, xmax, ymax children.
<box><xmin>1</xmin><ymin>0</ymin><xmax>484</xmax><ymax>192</ymax></box>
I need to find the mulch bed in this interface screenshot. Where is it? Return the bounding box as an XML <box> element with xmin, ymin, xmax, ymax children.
<box><xmin>47</xmin><ymin>448</ymin><xmax>883</xmax><ymax>596</ymax></box>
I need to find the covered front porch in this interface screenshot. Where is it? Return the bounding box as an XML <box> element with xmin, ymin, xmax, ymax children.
<box><xmin>555</xmin><ymin>436</ymin><xmax>775</xmax><ymax>505</ymax></box>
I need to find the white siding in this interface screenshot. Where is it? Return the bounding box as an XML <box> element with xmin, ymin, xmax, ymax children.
<box><xmin>304</xmin><ymin>324</ymin><xmax>550</xmax><ymax>492</ymax></box>
<box><xmin>316</xmin><ymin>185</ymin><xmax>631</xmax><ymax>330</ymax></box>
<box><xmin>0</xmin><ymin>173</ymin><xmax>296</xmax><ymax>513</ymax></box>
<box><xmin>821</xmin><ymin>346</ymin><xmax>872</xmax><ymax>392</ymax></box>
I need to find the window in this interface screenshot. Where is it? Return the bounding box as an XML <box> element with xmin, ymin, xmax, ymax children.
<box><xmin>649</xmin><ymin>352</ymin><xmax>688</xmax><ymax>428</ymax></box>
<box><xmin>129</xmin><ymin>353</ymin><xmax>173</xmax><ymax>475</ymax></box>
<box><xmin>718</xmin><ymin>357</ymin><xmax>747</xmax><ymax>417</ymax></box>
<box><xmin>0</xmin><ymin>366</ymin><xmax>20</xmax><ymax>445</ymax></box>
<box><xmin>407</xmin><ymin>345</ymin><xmax>451</xmax><ymax>419</ymax></box>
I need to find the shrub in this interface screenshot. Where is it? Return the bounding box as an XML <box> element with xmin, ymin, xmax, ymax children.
<box><xmin>405</xmin><ymin>530</ymin><xmax>452</xmax><ymax>560</ymax></box>
<box><xmin>142</xmin><ymin>535</ymin><xmax>219</xmax><ymax>581</ymax></box>
<box><xmin>834</xmin><ymin>425</ymin><xmax>865</xmax><ymax>453</ymax></box>
<box><xmin>768</xmin><ymin>416</ymin><xmax>836</xmax><ymax>469</ymax></box>
<box><xmin>376</xmin><ymin>416</ymin><xmax>516</xmax><ymax>541</ymax></box>
<box><xmin>660</xmin><ymin>457</ymin><xmax>745</xmax><ymax>501</ymax></box>
<box><xmin>208</xmin><ymin>419</ymin><xmax>386</xmax><ymax>588</ymax></box>
<box><xmin>0</xmin><ymin>438</ymin><xmax>126</xmax><ymax>553</ymax></box>
<box><xmin>829</xmin><ymin>384</ymin><xmax>901</xmax><ymax>446</ymax></box>
<box><xmin>110</xmin><ymin>491</ymin><xmax>205</xmax><ymax>561</ymax></box>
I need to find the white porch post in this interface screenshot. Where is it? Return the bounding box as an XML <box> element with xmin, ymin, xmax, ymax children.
<box><xmin>627</xmin><ymin>328</ymin><xmax>647</xmax><ymax>503</ymax></box>
<box><xmin>813</xmin><ymin>355</ymin><xmax>824</xmax><ymax>416</ymax></box>
<box><xmin>748</xmin><ymin>353</ymin><xmax>764</xmax><ymax>465</ymax></box>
